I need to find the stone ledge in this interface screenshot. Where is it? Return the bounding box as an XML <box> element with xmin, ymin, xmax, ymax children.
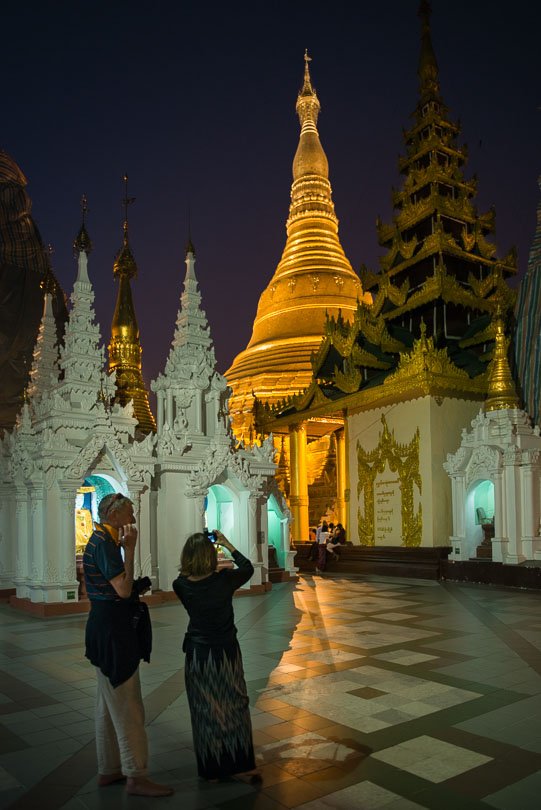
<box><xmin>8</xmin><ymin>580</ymin><xmax>274</xmax><ymax>617</ymax></box>
<box><xmin>441</xmin><ymin>560</ymin><xmax>541</xmax><ymax>590</ymax></box>
<box><xmin>9</xmin><ymin>596</ymin><xmax>90</xmax><ymax>617</ymax></box>
<box><xmin>294</xmin><ymin>542</ymin><xmax>451</xmax><ymax>580</ymax></box>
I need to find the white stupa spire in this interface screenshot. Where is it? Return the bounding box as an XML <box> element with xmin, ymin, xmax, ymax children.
<box><xmin>57</xmin><ymin>199</ymin><xmax>113</xmax><ymax>408</ymax></box>
<box><xmin>155</xmin><ymin>242</ymin><xmax>217</xmax><ymax>384</ymax></box>
<box><xmin>170</xmin><ymin>243</ymin><xmax>215</xmax><ymax>365</ymax></box>
<box><xmin>27</xmin><ymin>280</ymin><xmax>60</xmax><ymax>403</ymax></box>
<box><xmin>152</xmin><ymin>242</ymin><xmax>227</xmax><ymax>438</ymax></box>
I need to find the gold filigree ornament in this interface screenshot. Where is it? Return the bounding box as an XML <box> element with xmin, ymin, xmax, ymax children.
<box><xmin>333</xmin><ymin>355</ymin><xmax>362</xmax><ymax>394</ymax></box>
<box><xmin>383</xmin><ymin>321</ymin><xmax>473</xmax><ymax>393</ymax></box>
<box><xmin>357</xmin><ymin>414</ymin><xmax>422</xmax><ymax>547</ymax></box>
<box><xmin>461</xmin><ymin>226</ymin><xmax>476</xmax><ymax>253</ymax></box>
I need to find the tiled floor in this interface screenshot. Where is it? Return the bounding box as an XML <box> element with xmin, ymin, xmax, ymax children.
<box><xmin>1</xmin><ymin>574</ymin><xmax>541</xmax><ymax>809</ymax></box>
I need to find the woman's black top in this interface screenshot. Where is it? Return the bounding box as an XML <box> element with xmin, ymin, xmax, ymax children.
<box><xmin>173</xmin><ymin>550</ymin><xmax>254</xmax><ymax>651</ymax></box>
<box><xmin>84</xmin><ymin>525</ymin><xmax>152</xmax><ymax>688</ymax></box>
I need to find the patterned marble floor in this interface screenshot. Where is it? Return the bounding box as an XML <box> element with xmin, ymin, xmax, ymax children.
<box><xmin>1</xmin><ymin>574</ymin><xmax>541</xmax><ymax>809</ymax></box>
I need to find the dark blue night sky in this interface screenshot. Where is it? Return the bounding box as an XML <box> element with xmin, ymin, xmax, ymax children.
<box><xmin>2</xmin><ymin>0</ymin><xmax>539</xmax><ymax>389</ymax></box>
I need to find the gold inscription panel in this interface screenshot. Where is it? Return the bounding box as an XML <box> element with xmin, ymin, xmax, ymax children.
<box><xmin>357</xmin><ymin>415</ymin><xmax>422</xmax><ymax>547</ymax></box>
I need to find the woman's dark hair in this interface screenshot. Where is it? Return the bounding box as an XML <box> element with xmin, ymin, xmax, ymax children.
<box><xmin>180</xmin><ymin>532</ymin><xmax>218</xmax><ymax>577</ymax></box>
<box><xmin>321</xmin><ymin>520</ymin><xmax>328</xmax><ymax>531</ymax></box>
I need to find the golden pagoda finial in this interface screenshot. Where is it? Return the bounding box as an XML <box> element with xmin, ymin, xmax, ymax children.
<box><xmin>108</xmin><ymin>174</ymin><xmax>156</xmax><ymax>433</ymax></box>
<box><xmin>301</xmin><ymin>49</ymin><xmax>313</xmax><ymax>95</ymax></box>
<box><xmin>40</xmin><ymin>245</ymin><xmax>56</xmax><ymax>295</ymax></box>
<box><xmin>113</xmin><ymin>174</ymin><xmax>137</xmax><ymax>278</ymax></box>
<box><xmin>73</xmin><ymin>194</ymin><xmax>93</xmax><ymax>255</ymax></box>
<box><xmin>122</xmin><ymin>173</ymin><xmax>135</xmax><ymax>233</ymax></box>
<box><xmin>485</xmin><ymin>306</ymin><xmax>519</xmax><ymax>411</ymax></box>
<box><xmin>417</xmin><ymin>0</ymin><xmax>440</xmax><ymax>102</ymax></box>
<box><xmin>294</xmin><ymin>52</ymin><xmax>327</xmax><ymax>181</ymax></box>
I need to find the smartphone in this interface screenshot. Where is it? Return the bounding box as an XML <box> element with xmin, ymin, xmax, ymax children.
<box><xmin>204</xmin><ymin>529</ymin><xmax>218</xmax><ymax>543</ymax></box>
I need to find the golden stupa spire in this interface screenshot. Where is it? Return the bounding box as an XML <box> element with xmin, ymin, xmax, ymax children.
<box><xmin>225</xmin><ymin>54</ymin><xmax>368</xmax><ymax>441</ymax></box>
<box><xmin>417</xmin><ymin>0</ymin><xmax>440</xmax><ymax>102</ymax></box>
<box><xmin>291</xmin><ymin>49</ymin><xmax>330</xmax><ymax>203</ymax></box>
<box><xmin>485</xmin><ymin>307</ymin><xmax>519</xmax><ymax>411</ymax></box>
<box><xmin>108</xmin><ymin>174</ymin><xmax>156</xmax><ymax>433</ymax></box>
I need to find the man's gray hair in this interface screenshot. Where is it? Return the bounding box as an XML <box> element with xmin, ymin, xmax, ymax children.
<box><xmin>98</xmin><ymin>493</ymin><xmax>132</xmax><ymax>522</ymax></box>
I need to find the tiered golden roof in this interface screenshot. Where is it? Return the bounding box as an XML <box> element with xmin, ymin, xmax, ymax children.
<box><xmin>226</xmin><ymin>52</ymin><xmax>369</xmax><ymax>441</ymax></box>
<box><xmin>108</xmin><ymin>180</ymin><xmax>156</xmax><ymax>433</ymax></box>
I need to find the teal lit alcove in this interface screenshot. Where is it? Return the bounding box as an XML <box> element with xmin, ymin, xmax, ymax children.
<box><xmin>206</xmin><ymin>484</ymin><xmax>234</xmax><ymax>538</ymax></box>
<box><xmin>473</xmin><ymin>479</ymin><xmax>494</xmax><ymax>524</ymax></box>
<box><xmin>267</xmin><ymin>493</ymin><xmax>283</xmax><ymax>548</ymax></box>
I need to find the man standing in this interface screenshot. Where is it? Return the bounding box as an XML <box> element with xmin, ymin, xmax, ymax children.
<box><xmin>83</xmin><ymin>493</ymin><xmax>173</xmax><ymax>797</ymax></box>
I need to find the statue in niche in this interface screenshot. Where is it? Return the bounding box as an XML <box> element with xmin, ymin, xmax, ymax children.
<box><xmin>174</xmin><ymin>409</ymin><xmax>188</xmax><ymax>432</ymax></box>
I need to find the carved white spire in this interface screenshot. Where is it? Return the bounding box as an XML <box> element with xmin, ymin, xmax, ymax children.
<box><xmin>152</xmin><ymin>243</ymin><xmax>228</xmax><ymax>441</ymax></box>
<box><xmin>170</xmin><ymin>245</ymin><xmax>215</xmax><ymax>368</ymax></box>
<box><xmin>57</xmin><ymin>205</ymin><xmax>113</xmax><ymax>409</ymax></box>
<box><xmin>27</xmin><ymin>288</ymin><xmax>60</xmax><ymax>403</ymax></box>
<box><xmin>154</xmin><ymin>245</ymin><xmax>218</xmax><ymax>388</ymax></box>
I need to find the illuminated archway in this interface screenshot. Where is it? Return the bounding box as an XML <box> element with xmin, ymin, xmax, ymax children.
<box><xmin>267</xmin><ymin>493</ymin><xmax>284</xmax><ymax>546</ymax></box>
<box><xmin>464</xmin><ymin>478</ymin><xmax>495</xmax><ymax>559</ymax></box>
<box><xmin>205</xmin><ymin>484</ymin><xmax>236</xmax><ymax>540</ymax></box>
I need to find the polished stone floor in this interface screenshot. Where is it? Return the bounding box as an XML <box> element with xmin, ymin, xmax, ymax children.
<box><xmin>1</xmin><ymin>574</ymin><xmax>541</xmax><ymax>809</ymax></box>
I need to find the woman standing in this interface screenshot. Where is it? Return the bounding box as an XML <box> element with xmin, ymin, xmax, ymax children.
<box><xmin>173</xmin><ymin>530</ymin><xmax>260</xmax><ymax>784</ymax></box>
<box><xmin>315</xmin><ymin>520</ymin><xmax>329</xmax><ymax>574</ymax></box>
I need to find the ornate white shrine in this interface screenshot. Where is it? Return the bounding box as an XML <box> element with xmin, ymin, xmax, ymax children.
<box><xmin>445</xmin><ymin>325</ymin><xmax>541</xmax><ymax>569</ymax></box>
<box><xmin>0</xmin><ymin>233</ymin><xmax>291</xmax><ymax>608</ymax></box>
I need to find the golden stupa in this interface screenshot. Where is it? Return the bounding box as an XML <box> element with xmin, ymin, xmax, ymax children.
<box><xmin>108</xmin><ymin>177</ymin><xmax>156</xmax><ymax>434</ymax></box>
<box><xmin>485</xmin><ymin>312</ymin><xmax>519</xmax><ymax>412</ymax></box>
<box><xmin>226</xmin><ymin>52</ymin><xmax>370</xmax><ymax>441</ymax></box>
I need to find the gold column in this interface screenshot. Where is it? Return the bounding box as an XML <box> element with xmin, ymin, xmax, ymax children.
<box><xmin>335</xmin><ymin>429</ymin><xmax>347</xmax><ymax>529</ymax></box>
<box><xmin>289</xmin><ymin>422</ymin><xmax>309</xmax><ymax>542</ymax></box>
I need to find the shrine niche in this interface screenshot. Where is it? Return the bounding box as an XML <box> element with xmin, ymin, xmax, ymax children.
<box><xmin>445</xmin><ymin>409</ymin><xmax>541</xmax><ymax>565</ymax></box>
<box><xmin>357</xmin><ymin>415</ymin><xmax>422</xmax><ymax>547</ymax></box>
<box><xmin>75</xmin><ymin>475</ymin><xmax>119</xmax><ymax>552</ymax></box>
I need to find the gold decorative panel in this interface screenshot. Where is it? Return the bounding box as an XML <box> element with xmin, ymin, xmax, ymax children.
<box><xmin>357</xmin><ymin>415</ymin><xmax>422</xmax><ymax>547</ymax></box>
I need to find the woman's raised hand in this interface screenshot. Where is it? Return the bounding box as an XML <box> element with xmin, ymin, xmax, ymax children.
<box><xmin>214</xmin><ymin>530</ymin><xmax>235</xmax><ymax>553</ymax></box>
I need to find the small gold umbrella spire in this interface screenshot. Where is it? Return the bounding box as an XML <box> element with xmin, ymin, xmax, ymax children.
<box><xmin>73</xmin><ymin>194</ymin><xmax>93</xmax><ymax>255</ymax></box>
<box><xmin>108</xmin><ymin>174</ymin><xmax>156</xmax><ymax>433</ymax></box>
<box><xmin>485</xmin><ymin>307</ymin><xmax>519</xmax><ymax>412</ymax></box>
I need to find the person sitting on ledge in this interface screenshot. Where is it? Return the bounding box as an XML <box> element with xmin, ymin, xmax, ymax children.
<box><xmin>327</xmin><ymin>523</ymin><xmax>347</xmax><ymax>560</ymax></box>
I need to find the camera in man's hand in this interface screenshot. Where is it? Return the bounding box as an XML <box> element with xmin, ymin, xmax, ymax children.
<box><xmin>133</xmin><ymin>576</ymin><xmax>152</xmax><ymax>596</ymax></box>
